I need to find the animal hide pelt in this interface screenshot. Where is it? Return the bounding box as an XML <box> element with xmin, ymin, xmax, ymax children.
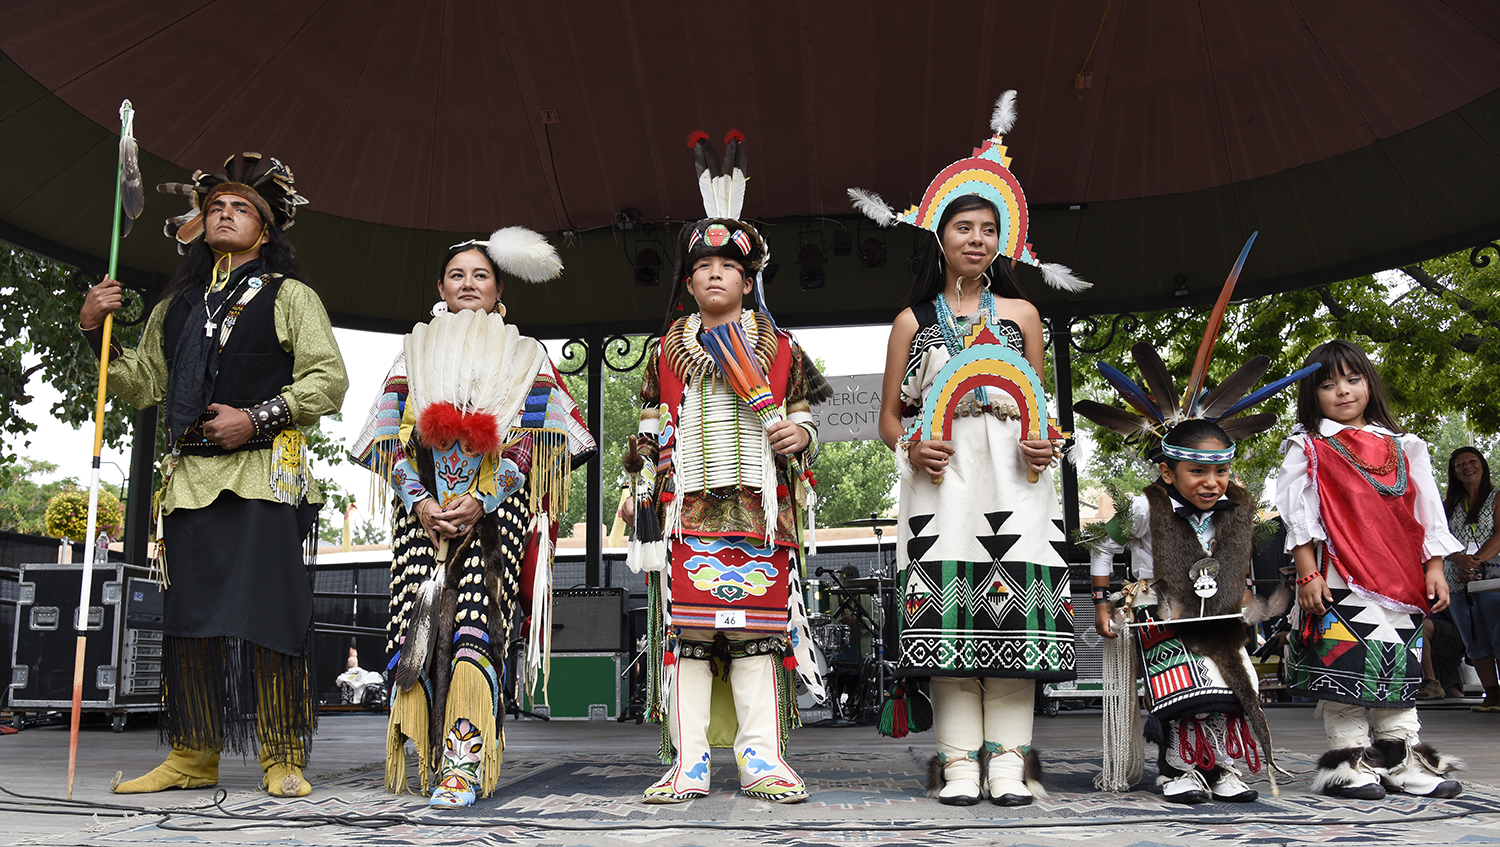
<box><xmin>1170</xmin><ymin>616</ymin><xmax>1277</xmax><ymax>776</ymax></box>
<box><xmin>1144</xmin><ymin>482</ymin><xmax>1253</xmax><ymax>620</ymax></box>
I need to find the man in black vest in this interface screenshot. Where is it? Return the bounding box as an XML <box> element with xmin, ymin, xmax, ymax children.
<box><xmin>80</xmin><ymin>154</ymin><xmax>347</xmax><ymax>797</ymax></box>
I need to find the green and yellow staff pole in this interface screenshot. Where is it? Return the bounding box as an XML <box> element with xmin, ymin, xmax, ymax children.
<box><xmin>68</xmin><ymin>99</ymin><xmax>140</xmax><ymax>800</ymax></box>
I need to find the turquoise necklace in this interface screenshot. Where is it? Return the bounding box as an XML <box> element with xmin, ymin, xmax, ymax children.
<box><xmin>933</xmin><ymin>277</ymin><xmax>995</xmax><ymax>406</ymax></box>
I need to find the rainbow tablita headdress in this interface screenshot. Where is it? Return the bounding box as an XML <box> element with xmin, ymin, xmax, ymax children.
<box><xmin>905</xmin><ymin>320</ymin><xmax>1067</xmax><ymax>483</ymax></box>
<box><xmin>1072</xmin><ymin>232</ymin><xmax>1318</xmax><ymax>459</ymax></box>
<box><xmin>848</xmin><ymin>91</ymin><xmax>1089</xmax><ymax>293</ymax></box>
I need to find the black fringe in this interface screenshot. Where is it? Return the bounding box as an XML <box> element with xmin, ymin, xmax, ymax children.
<box><xmin>161</xmin><ymin>635</ymin><xmax>315</xmax><ymax>763</ymax></box>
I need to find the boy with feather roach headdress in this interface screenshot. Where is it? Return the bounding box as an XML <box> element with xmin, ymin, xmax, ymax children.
<box><xmin>619</xmin><ymin>129</ymin><xmax>831</xmax><ymax>805</ymax></box>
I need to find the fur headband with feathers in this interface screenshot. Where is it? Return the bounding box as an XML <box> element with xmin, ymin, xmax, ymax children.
<box><xmin>1072</xmin><ymin>232</ymin><xmax>1318</xmax><ymax>459</ymax></box>
<box><xmin>158</xmin><ymin>152</ymin><xmax>307</xmax><ymax>253</ymax></box>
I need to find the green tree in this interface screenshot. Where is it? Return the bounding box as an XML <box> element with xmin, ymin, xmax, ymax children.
<box><xmin>558</xmin><ymin>336</ymin><xmax>653</xmax><ymax>539</ymax></box>
<box><xmin>44</xmin><ymin>487</ymin><xmax>124</xmax><ymax>542</ymax></box>
<box><xmin>306</xmin><ymin>414</ymin><xmax>359</xmax><ymax>545</ymax></box>
<box><xmin>0</xmin><ymin>458</ymin><xmax>128</xmax><ymax>537</ymax></box>
<box><xmin>0</xmin><ymin>247</ymin><xmax>144</xmax><ymax>490</ymax></box>
<box><xmin>1071</xmin><ymin>246</ymin><xmax>1500</xmax><ymax>501</ymax></box>
<box><xmin>0</xmin><ymin>459</ymin><xmax>70</xmax><ymax>535</ymax></box>
<box><xmin>811</xmin><ymin>439</ymin><xmax>898</xmax><ymax>527</ymax></box>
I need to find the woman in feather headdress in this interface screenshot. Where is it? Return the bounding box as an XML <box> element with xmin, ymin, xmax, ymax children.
<box><xmin>853</xmin><ymin>92</ymin><xmax>1083</xmax><ymax>807</ymax></box>
<box><xmin>352</xmin><ymin>231</ymin><xmax>595</xmax><ymax>808</ymax></box>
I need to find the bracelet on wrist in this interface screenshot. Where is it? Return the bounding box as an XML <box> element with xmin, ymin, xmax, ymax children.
<box><xmin>1296</xmin><ymin>571</ymin><xmax>1322</xmax><ymax>587</ymax></box>
<box><xmin>1091</xmin><ymin>587</ymin><xmax>1111</xmax><ymax>605</ymax></box>
<box><xmin>242</xmin><ymin>396</ymin><xmax>291</xmax><ymax>437</ymax></box>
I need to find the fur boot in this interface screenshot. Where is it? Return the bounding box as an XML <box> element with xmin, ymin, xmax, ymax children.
<box><xmin>1368</xmin><ymin>739</ymin><xmax>1464</xmax><ymax>799</ymax></box>
<box><xmin>1311</xmin><ymin>747</ymin><xmax>1385</xmax><ymax>800</ymax></box>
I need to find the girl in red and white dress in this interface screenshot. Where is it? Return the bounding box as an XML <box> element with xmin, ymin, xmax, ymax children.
<box><xmin>1275</xmin><ymin>339</ymin><xmax>1465</xmax><ymax>799</ymax></box>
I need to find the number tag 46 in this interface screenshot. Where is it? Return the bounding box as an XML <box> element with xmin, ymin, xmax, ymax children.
<box><xmin>715</xmin><ymin>609</ymin><xmax>745</xmax><ymax>629</ymax></box>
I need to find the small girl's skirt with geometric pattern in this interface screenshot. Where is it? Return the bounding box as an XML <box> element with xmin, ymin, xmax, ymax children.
<box><xmin>1288</xmin><ymin>565</ymin><xmax>1423</xmax><ymax>708</ymax></box>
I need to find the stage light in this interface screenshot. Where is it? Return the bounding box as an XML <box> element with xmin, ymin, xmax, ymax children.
<box><xmin>798</xmin><ymin>244</ymin><xmax>824</xmax><ymax>289</ymax></box>
<box><xmin>858</xmin><ymin>238</ymin><xmax>886</xmax><ymax>267</ymax></box>
<box><xmin>1173</xmin><ymin>274</ymin><xmax>1189</xmax><ymax>299</ymax></box>
<box><xmin>634</xmin><ymin>248</ymin><xmax>662</xmax><ymax>286</ymax></box>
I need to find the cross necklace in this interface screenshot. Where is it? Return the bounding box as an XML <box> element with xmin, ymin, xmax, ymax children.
<box><xmin>203</xmin><ymin>273</ymin><xmax>245</xmax><ymax>338</ymax></box>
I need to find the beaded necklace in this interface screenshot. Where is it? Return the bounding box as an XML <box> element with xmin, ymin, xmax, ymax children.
<box><xmin>1324</xmin><ymin>432</ymin><xmax>1409</xmax><ymax>496</ymax></box>
<box><xmin>1326</xmin><ymin>430</ymin><xmax>1399</xmax><ymax>475</ymax></box>
<box><xmin>933</xmin><ymin>277</ymin><xmax>996</xmax><ymax>406</ymax></box>
<box><xmin>1185</xmin><ymin>511</ymin><xmax>1215</xmax><ymax>554</ymax></box>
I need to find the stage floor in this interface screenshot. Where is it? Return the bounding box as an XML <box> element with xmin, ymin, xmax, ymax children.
<box><xmin>4</xmin><ymin>703</ymin><xmax>1500</xmax><ymax>846</ymax></box>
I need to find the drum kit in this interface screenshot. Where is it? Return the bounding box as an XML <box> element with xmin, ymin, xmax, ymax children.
<box><xmin>801</xmin><ymin>515</ymin><xmax>899</xmax><ymax>725</ymax></box>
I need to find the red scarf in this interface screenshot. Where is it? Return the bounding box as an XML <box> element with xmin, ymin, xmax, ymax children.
<box><xmin>1307</xmin><ymin>429</ymin><xmax>1429</xmax><ymax>612</ymax></box>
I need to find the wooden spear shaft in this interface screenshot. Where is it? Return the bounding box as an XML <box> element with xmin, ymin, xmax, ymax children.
<box><xmin>67</xmin><ymin>99</ymin><xmax>132</xmax><ymax>801</ymax></box>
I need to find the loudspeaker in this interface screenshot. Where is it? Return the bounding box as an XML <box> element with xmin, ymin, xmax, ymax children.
<box><xmin>551</xmin><ymin>588</ymin><xmax>626</xmax><ymax>653</ymax></box>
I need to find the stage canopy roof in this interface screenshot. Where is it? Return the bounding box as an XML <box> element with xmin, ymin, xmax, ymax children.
<box><xmin>3</xmin><ymin>1</ymin><xmax>1499</xmax><ymax>337</ymax></box>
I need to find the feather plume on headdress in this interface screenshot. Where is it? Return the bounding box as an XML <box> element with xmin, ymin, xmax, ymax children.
<box><xmin>1073</xmin><ymin>232</ymin><xmax>1310</xmax><ymax>457</ymax></box>
<box><xmin>990</xmin><ymin>90</ymin><xmax>1018</xmax><ymax>136</ymax></box>
<box><xmin>847</xmin><ymin>89</ymin><xmax>1089</xmax><ymax>292</ymax></box>
<box><xmin>487</xmin><ymin>226</ymin><xmax>563</xmax><ymax>283</ymax></box>
<box><xmin>846</xmin><ymin>188</ymin><xmax>898</xmax><ymax>228</ymax></box>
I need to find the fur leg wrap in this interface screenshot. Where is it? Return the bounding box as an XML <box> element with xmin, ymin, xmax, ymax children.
<box><xmin>977</xmin><ymin>748</ymin><xmax>1047</xmax><ymax>799</ymax></box>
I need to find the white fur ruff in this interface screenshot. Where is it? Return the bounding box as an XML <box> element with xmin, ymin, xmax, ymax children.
<box><xmin>1310</xmin><ymin>758</ymin><xmax>1365</xmax><ymax>793</ymax></box>
<box><xmin>847</xmin><ymin>188</ymin><xmax>897</xmax><ymax>227</ymax></box>
<box><xmin>991</xmin><ymin>90</ymin><xmax>1018</xmax><ymax>136</ymax></box>
<box><xmin>487</xmin><ymin>226</ymin><xmax>563</xmax><ymax>283</ymax></box>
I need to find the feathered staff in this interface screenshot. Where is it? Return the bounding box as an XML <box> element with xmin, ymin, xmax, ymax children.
<box><xmin>68</xmin><ymin>100</ymin><xmax>144</xmax><ymax>800</ymax></box>
<box><xmin>697</xmin><ymin>321</ymin><xmax>811</xmax><ymax>485</ymax></box>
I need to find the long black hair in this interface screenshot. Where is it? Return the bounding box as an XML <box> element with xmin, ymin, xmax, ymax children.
<box><xmin>159</xmin><ymin>224</ymin><xmax>307</xmax><ymax>305</ymax></box>
<box><xmin>1444</xmin><ymin>446</ymin><xmax>1493</xmax><ymax>523</ymax></box>
<box><xmin>901</xmin><ymin>194</ymin><xmax>1028</xmax><ymax>310</ymax></box>
<box><xmin>1293</xmin><ymin>339</ymin><xmax>1402</xmax><ymax>434</ymax></box>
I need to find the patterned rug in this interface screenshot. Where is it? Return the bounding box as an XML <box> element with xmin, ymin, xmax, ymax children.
<box><xmin>58</xmin><ymin>748</ymin><xmax>1500</xmax><ymax>847</ymax></box>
